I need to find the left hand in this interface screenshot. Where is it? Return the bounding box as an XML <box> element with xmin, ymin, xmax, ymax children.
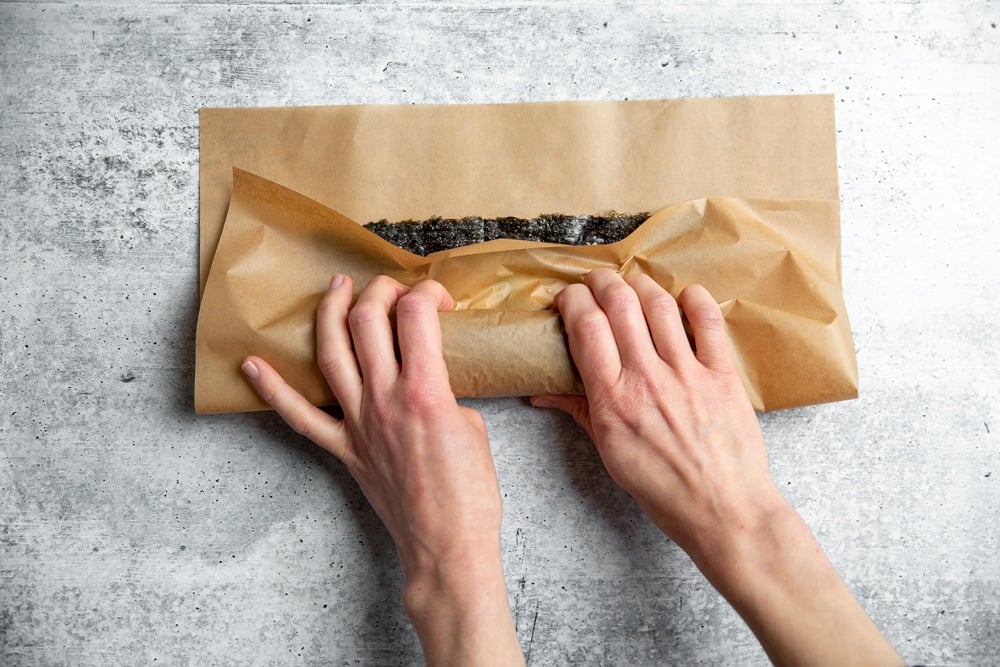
<box><xmin>240</xmin><ymin>274</ymin><xmax>523</xmax><ymax>666</ymax></box>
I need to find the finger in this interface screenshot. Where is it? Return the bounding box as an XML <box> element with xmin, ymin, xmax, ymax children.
<box><xmin>316</xmin><ymin>274</ymin><xmax>363</xmax><ymax>417</ymax></box>
<box><xmin>396</xmin><ymin>279</ymin><xmax>454</xmax><ymax>386</ymax></box>
<box><xmin>241</xmin><ymin>356</ymin><xmax>354</xmax><ymax>465</ymax></box>
<box><xmin>348</xmin><ymin>275</ymin><xmax>409</xmax><ymax>388</ymax></box>
<box><xmin>584</xmin><ymin>269</ymin><xmax>659</xmax><ymax>369</ymax></box>
<box><xmin>677</xmin><ymin>284</ymin><xmax>733</xmax><ymax>373</ymax></box>
<box><xmin>555</xmin><ymin>282</ymin><xmax>622</xmax><ymax>387</ymax></box>
<box><xmin>530</xmin><ymin>395</ymin><xmax>593</xmax><ymax>438</ymax></box>
<box><xmin>626</xmin><ymin>274</ymin><xmax>690</xmax><ymax>367</ymax></box>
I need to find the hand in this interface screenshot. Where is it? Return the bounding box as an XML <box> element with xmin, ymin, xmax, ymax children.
<box><xmin>242</xmin><ymin>274</ymin><xmax>524</xmax><ymax>666</ymax></box>
<box><xmin>532</xmin><ymin>268</ymin><xmax>779</xmax><ymax>557</ymax></box>
<box><xmin>533</xmin><ymin>269</ymin><xmax>901</xmax><ymax>666</ymax></box>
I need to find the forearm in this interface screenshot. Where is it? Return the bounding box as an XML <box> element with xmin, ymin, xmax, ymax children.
<box><xmin>403</xmin><ymin>550</ymin><xmax>525</xmax><ymax>667</ymax></box>
<box><xmin>693</xmin><ymin>502</ymin><xmax>902</xmax><ymax>667</ymax></box>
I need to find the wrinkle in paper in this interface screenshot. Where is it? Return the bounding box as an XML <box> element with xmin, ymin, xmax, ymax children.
<box><xmin>196</xmin><ymin>96</ymin><xmax>855</xmax><ymax>415</ymax></box>
<box><xmin>199</xmin><ymin>96</ymin><xmax>840</xmax><ymax>292</ymax></box>
<box><xmin>195</xmin><ymin>169</ymin><xmax>857</xmax><ymax>414</ymax></box>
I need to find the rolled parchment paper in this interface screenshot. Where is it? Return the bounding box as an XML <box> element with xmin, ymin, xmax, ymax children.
<box><xmin>440</xmin><ymin>310</ymin><xmax>584</xmax><ymax>399</ymax></box>
<box><xmin>194</xmin><ymin>169</ymin><xmax>857</xmax><ymax>414</ymax></box>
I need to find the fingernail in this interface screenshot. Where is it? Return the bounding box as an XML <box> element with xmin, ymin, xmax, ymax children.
<box><xmin>530</xmin><ymin>396</ymin><xmax>554</xmax><ymax>409</ymax></box>
<box><xmin>330</xmin><ymin>274</ymin><xmax>344</xmax><ymax>290</ymax></box>
<box><xmin>241</xmin><ymin>359</ymin><xmax>259</xmax><ymax>380</ymax></box>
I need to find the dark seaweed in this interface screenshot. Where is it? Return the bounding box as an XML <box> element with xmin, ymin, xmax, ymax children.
<box><xmin>364</xmin><ymin>213</ymin><xmax>649</xmax><ymax>256</ymax></box>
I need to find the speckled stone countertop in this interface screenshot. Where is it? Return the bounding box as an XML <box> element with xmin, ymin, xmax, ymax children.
<box><xmin>2</xmin><ymin>2</ymin><xmax>998</xmax><ymax>665</ymax></box>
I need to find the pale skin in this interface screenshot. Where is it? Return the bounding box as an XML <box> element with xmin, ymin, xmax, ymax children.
<box><xmin>241</xmin><ymin>269</ymin><xmax>902</xmax><ymax>666</ymax></box>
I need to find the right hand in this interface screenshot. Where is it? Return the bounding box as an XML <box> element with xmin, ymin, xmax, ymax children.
<box><xmin>531</xmin><ymin>269</ymin><xmax>786</xmax><ymax>560</ymax></box>
<box><xmin>534</xmin><ymin>271</ymin><xmax>903</xmax><ymax>666</ymax></box>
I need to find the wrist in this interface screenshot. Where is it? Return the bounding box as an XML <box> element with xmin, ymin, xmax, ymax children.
<box><xmin>690</xmin><ymin>497</ymin><xmax>812</xmax><ymax>608</ymax></box>
<box><xmin>688</xmin><ymin>496</ymin><xmax>903</xmax><ymax>666</ymax></box>
<box><xmin>402</xmin><ymin>544</ymin><xmax>506</xmax><ymax>621</ymax></box>
<box><xmin>652</xmin><ymin>481</ymin><xmax>793</xmax><ymax>584</ymax></box>
<box><xmin>692</xmin><ymin>500</ymin><xmax>839</xmax><ymax>664</ymax></box>
<box><xmin>402</xmin><ymin>546</ymin><xmax>524</xmax><ymax>666</ymax></box>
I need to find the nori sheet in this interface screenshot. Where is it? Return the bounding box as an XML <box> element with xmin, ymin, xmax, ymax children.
<box><xmin>364</xmin><ymin>213</ymin><xmax>650</xmax><ymax>256</ymax></box>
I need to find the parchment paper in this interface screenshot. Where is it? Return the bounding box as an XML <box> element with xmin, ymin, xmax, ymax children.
<box><xmin>200</xmin><ymin>96</ymin><xmax>840</xmax><ymax>292</ymax></box>
<box><xmin>196</xmin><ymin>96</ymin><xmax>856</xmax><ymax>414</ymax></box>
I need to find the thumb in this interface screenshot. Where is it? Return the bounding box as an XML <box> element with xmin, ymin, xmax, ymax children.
<box><xmin>530</xmin><ymin>395</ymin><xmax>593</xmax><ymax>434</ymax></box>
<box><xmin>242</xmin><ymin>356</ymin><xmax>355</xmax><ymax>467</ymax></box>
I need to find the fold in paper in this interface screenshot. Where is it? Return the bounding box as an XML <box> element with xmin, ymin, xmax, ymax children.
<box><xmin>194</xmin><ymin>169</ymin><xmax>857</xmax><ymax>414</ymax></box>
<box><xmin>199</xmin><ymin>96</ymin><xmax>841</xmax><ymax>294</ymax></box>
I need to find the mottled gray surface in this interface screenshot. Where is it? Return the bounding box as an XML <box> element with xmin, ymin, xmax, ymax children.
<box><xmin>1</xmin><ymin>1</ymin><xmax>998</xmax><ymax>665</ymax></box>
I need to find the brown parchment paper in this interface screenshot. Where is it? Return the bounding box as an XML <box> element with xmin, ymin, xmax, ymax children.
<box><xmin>195</xmin><ymin>168</ymin><xmax>856</xmax><ymax>414</ymax></box>
<box><xmin>199</xmin><ymin>96</ymin><xmax>840</xmax><ymax>293</ymax></box>
<box><xmin>196</xmin><ymin>95</ymin><xmax>856</xmax><ymax>414</ymax></box>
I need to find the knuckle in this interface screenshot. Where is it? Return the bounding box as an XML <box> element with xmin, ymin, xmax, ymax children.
<box><xmin>316</xmin><ymin>297</ymin><xmax>335</xmax><ymax>315</ymax></box>
<box><xmin>316</xmin><ymin>296</ymin><xmax>343</xmax><ymax>320</ymax></box>
<box><xmin>418</xmin><ymin>278</ymin><xmax>444</xmax><ymax>292</ymax></box>
<box><xmin>690</xmin><ymin>305</ymin><xmax>724</xmax><ymax>328</ymax></box>
<box><xmin>395</xmin><ymin>291</ymin><xmax>431</xmax><ymax>316</ymax></box>
<box><xmin>402</xmin><ymin>379</ymin><xmax>442</xmax><ymax>408</ymax></box>
<box><xmin>646</xmin><ymin>292</ymin><xmax>679</xmax><ymax>319</ymax></box>
<box><xmin>256</xmin><ymin>383</ymin><xmax>280</xmax><ymax>406</ymax></box>
<box><xmin>316</xmin><ymin>350</ymin><xmax>344</xmax><ymax>378</ymax></box>
<box><xmin>556</xmin><ymin>283</ymin><xmax>588</xmax><ymax>308</ymax></box>
<box><xmin>368</xmin><ymin>274</ymin><xmax>397</xmax><ymax>290</ymax></box>
<box><xmin>347</xmin><ymin>303</ymin><xmax>380</xmax><ymax>329</ymax></box>
<box><xmin>600</xmin><ymin>283</ymin><xmax>639</xmax><ymax>313</ymax></box>
<box><xmin>589</xmin><ymin>267</ymin><xmax>618</xmax><ymax>282</ymax></box>
<box><xmin>288</xmin><ymin>413</ymin><xmax>316</xmax><ymax>440</ymax></box>
<box><xmin>680</xmin><ymin>285</ymin><xmax>724</xmax><ymax>324</ymax></box>
<box><xmin>568</xmin><ymin>309</ymin><xmax>609</xmax><ymax>340</ymax></box>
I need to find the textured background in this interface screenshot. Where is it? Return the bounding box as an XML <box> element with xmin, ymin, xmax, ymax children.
<box><xmin>2</xmin><ymin>1</ymin><xmax>998</xmax><ymax>665</ymax></box>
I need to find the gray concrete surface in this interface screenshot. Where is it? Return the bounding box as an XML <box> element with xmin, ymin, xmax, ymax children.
<box><xmin>2</xmin><ymin>1</ymin><xmax>998</xmax><ymax>664</ymax></box>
